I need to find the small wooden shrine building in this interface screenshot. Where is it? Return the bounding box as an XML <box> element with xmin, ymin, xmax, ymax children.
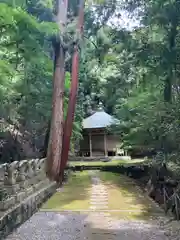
<box><xmin>79</xmin><ymin>107</ymin><xmax>120</xmax><ymax>157</ymax></box>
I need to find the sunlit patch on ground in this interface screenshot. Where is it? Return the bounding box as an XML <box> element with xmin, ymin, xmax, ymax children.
<box><xmin>99</xmin><ymin>171</ymin><xmax>164</xmax><ymax>220</ymax></box>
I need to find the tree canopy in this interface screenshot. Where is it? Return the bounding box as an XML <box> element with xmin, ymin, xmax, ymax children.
<box><xmin>1</xmin><ymin>0</ymin><xmax>180</xmax><ymax>163</ymax></box>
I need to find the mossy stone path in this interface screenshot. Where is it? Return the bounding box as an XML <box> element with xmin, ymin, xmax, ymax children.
<box><xmin>6</xmin><ymin>171</ymin><xmax>172</xmax><ymax>240</ymax></box>
<box><xmin>42</xmin><ymin>170</ymin><xmax>165</xmax><ymax>220</ymax></box>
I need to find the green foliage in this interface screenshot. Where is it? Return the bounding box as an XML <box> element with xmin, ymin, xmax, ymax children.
<box><xmin>79</xmin><ymin>0</ymin><xmax>180</xmax><ymax>161</ymax></box>
<box><xmin>0</xmin><ymin>0</ymin><xmax>118</xmax><ymax>161</ymax></box>
<box><xmin>0</xmin><ymin>0</ymin><xmax>80</xmax><ymax>161</ymax></box>
<box><xmin>3</xmin><ymin>0</ymin><xmax>180</xmax><ymax>162</ymax></box>
<box><xmin>112</xmin><ymin>0</ymin><xmax>180</xmax><ymax>159</ymax></box>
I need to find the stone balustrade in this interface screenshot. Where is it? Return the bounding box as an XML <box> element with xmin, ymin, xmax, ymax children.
<box><xmin>0</xmin><ymin>158</ymin><xmax>49</xmax><ymax>210</ymax></box>
<box><xmin>0</xmin><ymin>158</ymin><xmax>57</xmax><ymax>239</ymax></box>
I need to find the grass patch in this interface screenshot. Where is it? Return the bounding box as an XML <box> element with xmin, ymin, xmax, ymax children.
<box><xmin>69</xmin><ymin>158</ymin><xmax>146</xmax><ymax>168</ymax></box>
<box><xmin>99</xmin><ymin>171</ymin><xmax>164</xmax><ymax>220</ymax></box>
<box><xmin>41</xmin><ymin>171</ymin><xmax>91</xmax><ymax>211</ymax></box>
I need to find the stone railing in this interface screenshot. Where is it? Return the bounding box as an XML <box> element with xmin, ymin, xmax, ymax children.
<box><xmin>0</xmin><ymin>158</ymin><xmax>57</xmax><ymax>239</ymax></box>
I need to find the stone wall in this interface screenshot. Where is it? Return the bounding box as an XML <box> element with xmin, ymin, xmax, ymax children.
<box><xmin>0</xmin><ymin>158</ymin><xmax>57</xmax><ymax>239</ymax></box>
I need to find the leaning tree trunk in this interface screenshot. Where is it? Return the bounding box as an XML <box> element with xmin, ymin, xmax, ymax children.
<box><xmin>59</xmin><ymin>0</ymin><xmax>85</xmax><ymax>180</ymax></box>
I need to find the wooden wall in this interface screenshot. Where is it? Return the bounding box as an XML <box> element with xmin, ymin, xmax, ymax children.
<box><xmin>80</xmin><ymin>132</ymin><xmax>120</xmax><ymax>154</ymax></box>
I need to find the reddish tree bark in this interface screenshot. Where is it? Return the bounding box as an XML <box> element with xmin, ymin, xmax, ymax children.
<box><xmin>46</xmin><ymin>0</ymin><xmax>68</xmax><ymax>181</ymax></box>
<box><xmin>59</xmin><ymin>0</ymin><xmax>85</xmax><ymax>180</ymax></box>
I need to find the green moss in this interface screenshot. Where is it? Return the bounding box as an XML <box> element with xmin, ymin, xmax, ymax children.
<box><xmin>41</xmin><ymin>171</ymin><xmax>91</xmax><ymax>211</ymax></box>
<box><xmin>99</xmin><ymin>172</ymin><xmax>164</xmax><ymax>220</ymax></box>
<box><xmin>69</xmin><ymin>159</ymin><xmax>146</xmax><ymax>168</ymax></box>
<box><xmin>42</xmin><ymin>169</ymin><xmax>164</xmax><ymax>222</ymax></box>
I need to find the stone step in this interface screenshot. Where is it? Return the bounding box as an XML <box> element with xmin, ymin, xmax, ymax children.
<box><xmin>90</xmin><ymin>205</ymin><xmax>108</xmax><ymax>210</ymax></box>
<box><xmin>91</xmin><ymin>191</ymin><xmax>108</xmax><ymax>194</ymax></box>
<box><xmin>90</xmin><ymin>201</ymin><xmax>108</xmax><ymax>205</ymax></box>
<box><xmin>90</xmin><ymin>198</ymin><xmax>108</xmax><ymax>202</ymax></box>
<box><xmin>91</xmin><ymin>193</ymin><xmax>108</xmax><ymax>196</ymax></box>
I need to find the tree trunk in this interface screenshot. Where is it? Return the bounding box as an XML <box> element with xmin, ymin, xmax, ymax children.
<box><xmin>164</xmin><ymin>8</ymin><xmax>178</xmax><ymax>103</ymax></box>
<box><xmin>46</xmin><ymin>0</ymin><xmax>68</xmax><ymax>181</ymax></box>
<box><xmin>46</xmin><ymin>42</ymin><xmax>65</xmax><ymax>181</ymax></box>
<box><xmin>59</xmin><ymin>0</ymin><xmax>85</xmax><ymax>179</ymax></box>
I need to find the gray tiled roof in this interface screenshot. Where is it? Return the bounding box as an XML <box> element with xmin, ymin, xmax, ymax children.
<box><xmin>82</xmin><ymin>111</ymin><xmax>118</xmax><ymax>129</ymax></box>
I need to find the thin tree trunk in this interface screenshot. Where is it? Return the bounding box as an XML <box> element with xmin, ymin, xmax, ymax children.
<box><xmin>164</xmin><ymin>9</ymin><xmax>178</xmax><ymax>103</ymax></box>
<box><xmin>59</xmin><ymin>0</ymin><xmax>85</xmax><ymax>180</ymax></box>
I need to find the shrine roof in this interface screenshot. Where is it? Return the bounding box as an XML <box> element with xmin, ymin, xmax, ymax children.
<box><xmin>82</xmin><ymin>110</ymin><xmax>119</xmax><ymax>129</ymax></box>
